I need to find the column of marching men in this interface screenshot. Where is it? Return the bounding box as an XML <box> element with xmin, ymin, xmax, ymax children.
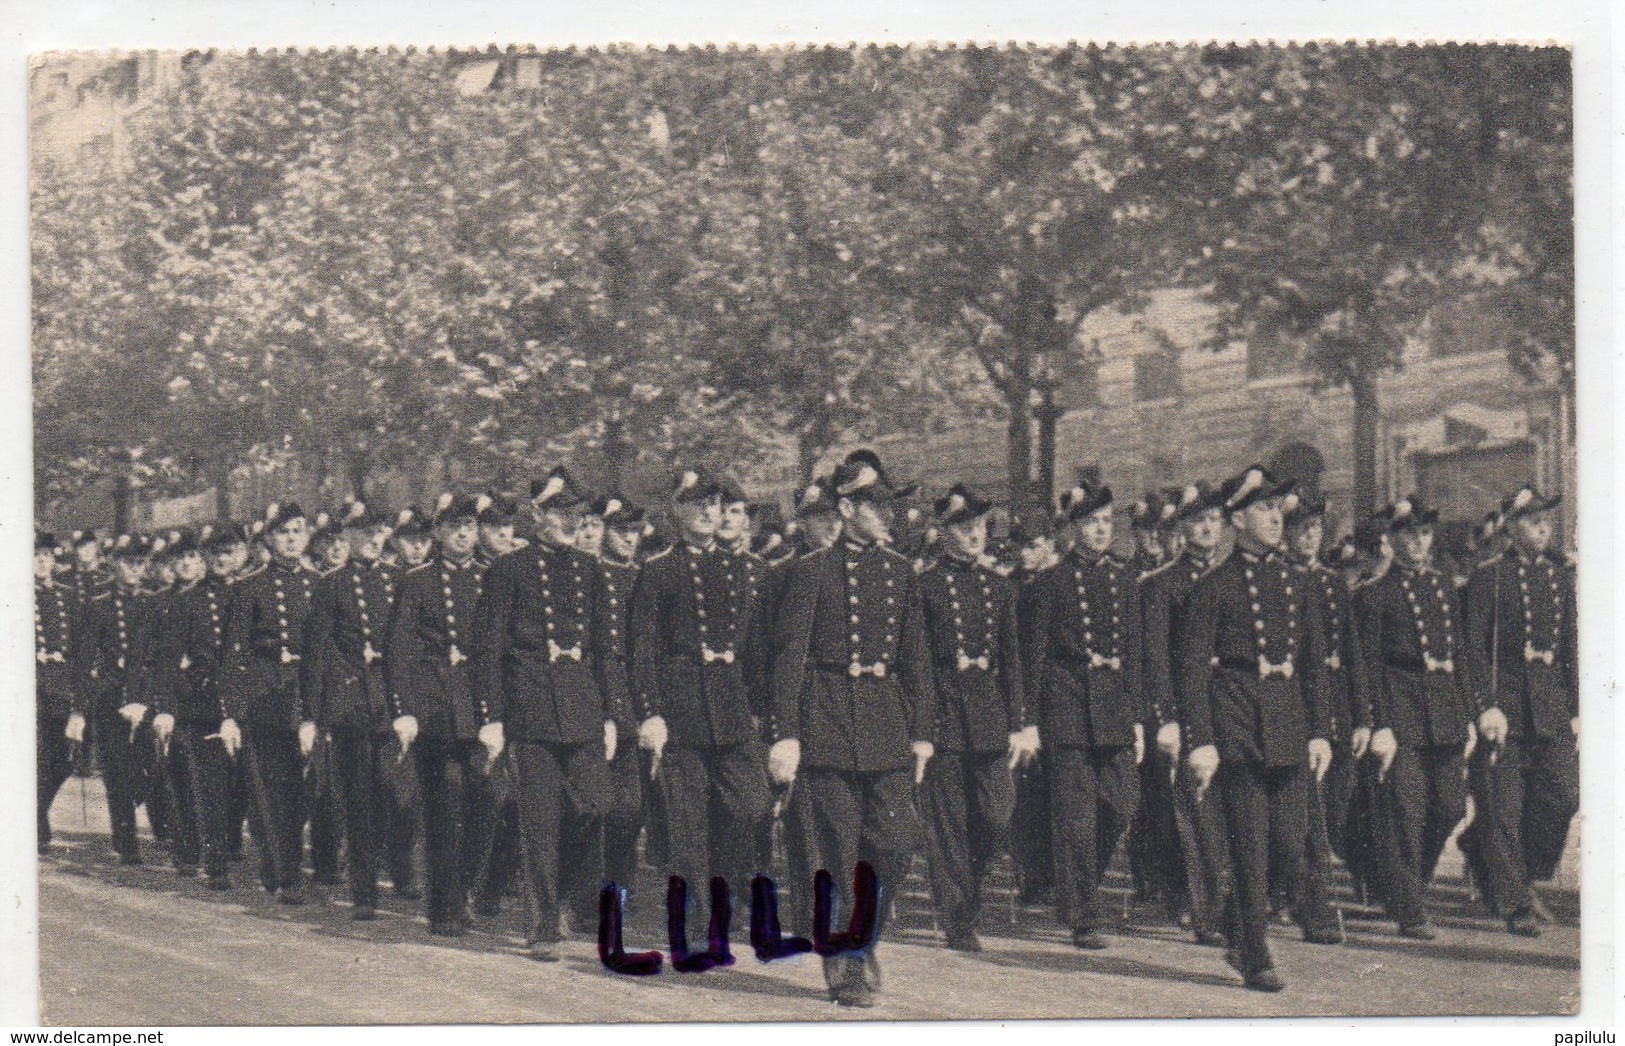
<box><xmin>35</xmin><ymin>449</ymin><xmax>1578</xmax><ymax>1004</ymax></box>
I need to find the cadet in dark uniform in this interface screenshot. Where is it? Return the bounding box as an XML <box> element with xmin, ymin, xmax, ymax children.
<box><xmin>1127</xmin><ymin>491</ymin><xmax>1171</xmax><ymax>579</ymax></box>
<box><xmin>144</xmin><ymin>530</ymin><xmax>207</xmax><ymax>877</ymax></box>
<box><xmin>475</xmin><ymin>467</ymin><xmax>629</xmax><ymax>961</ymax></box>
<box><xmin>916</xmin><ymin>484</ymin><xmax>1035</xmax><ymax>951</ymax></box>
<box><xmin>1354</xmin><ymin>498</ymin><xmax>1473</xmax><ymax>939</ymax></box>
<box><xmin>1140</xmin><ymin>481</ymin><xmax>1233</xmax><ymax>944</ymax></box>
<box><xmin>1009</xmin><ymin>512</ymin><xmax>1060</xmax><ymax>906</ymax></box>
<box><xmin>222</xmin><ymin>503</ymin><xmax>319</xmax><ymax>902</ymax></box>
<box><xmin>770</xmin><ymin>449</ymin><xmax>935</xmax><ymax>1007</ymax></box>
<box><xmin>1026</xmin><ymin>480</ymin><xmax>1145</xmax><ymax>950</ymax></box>
<box><xmin>202</xmin><ymin>523</ymin><xmax>256</xmax><ymax>860</ymax></box>
<box><xmin>65</xmin><ymin>529</ymin><xmax>108</xmax><ymax>608</ymax></box>
<box><xmin>593</xmin><ymin>497</ymin><xmax>650</xmax><ymax>903</ymax></box>
<box><xmin>36</xmin><ymin>534</ymin><xmax>78</xmax><ymax>855</ymax></box>
<box><xmin>74</xmin><ymin>534</ymin><xmax>164</xmax><ymax>865</ymax></box>
<box><xmin>387</xmin><ymin>494</ymin><xmax>500</xmax><ymax>935</ymax></box>
<box><xmin>1463</xmin><ymin>486</ymin><xmax>1578</xmax><ymax>937</ymax></box>
<box><xmin>1175</xmin><ymin>466</ymin><xmax>1333</xmax><ymax>992</ymax></box>
<box><xmin>631</xmin><ymin>470</ymin><xmax>772</xmax><ymax>918</ymax></box>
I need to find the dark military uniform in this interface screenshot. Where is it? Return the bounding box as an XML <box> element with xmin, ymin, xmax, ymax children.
<box><xmin>1354</xmin><ymin>560</ymin><xmax>1471</xmax><ymax>930</ymax></box>
<box><xmin>151</xmin><ymin>573</ymin><xmax>236</xmax><ymax>882</ymax></box>
<box><xmin>916</xmin><ymin>552</ymin><xmax>1026</xmax><ymax>942</ymax></box>
<box><xmin>387</xmin><ymin>555</ymin><xmax>498</xmax><ymax>928</ymax></box>
<box><xmin>630</xmin><ymin>542</ymin><xmax>771</xmax><ymax>904</ymax></box>
<box><xmin>1026</xmin><ymin>549</ymin><xmax>1144</xmax><ymax>939</ymax></box>
<box><xmin>475</xmin><ymin>540</ymin><xmax>630</xmax><ymax>946</ymax></box>
<box><xmin>222</xmin><ymin>560</ymin><xmax>318</xmax><ymax>894</ymax></box>
<box><xmin>75</xmin><ymin>582</ymin><xmax>163</xmax><ymax>862</ymax></box>
<box><xmin>36</xmin><ymin>576</ymin><xmax>78</xmax><ymax>852</ymax></box>
<box><xmin>1462</xmin><ymin>548</ymin><xmax>1579</xmax><ymax>922</ymax></box>
<box><xmin>771</xmin><ymin>536</ymin><xmax>935</xmax><ymax>994</ymax></box>
<box><xmin>1176</xmin><ymin>545</ymin><xmax>1330</xmax><ymax>977</ymax></box>
<box><xmin>305</xmin><ymin>556</ymin><xmax>414</xmax><ymax>910</ymax></box>
<box><xmin>598</xmin><ymin>552</ymin><xmax>646</xmax><ymax>898</ymax></box>
<box><xmin>1139</xmin><ymin>548</ymin><xmax>1233</xmax><ymax>941</ymax></box>
<box><xmin>1011</xmin><ymin>558</ymin><xmax>1055</xmax><ymax>904</ymax></box>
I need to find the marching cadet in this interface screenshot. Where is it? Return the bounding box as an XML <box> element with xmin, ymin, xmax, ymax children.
<box><xmin>390</xmin><ymin>507</ymin><xmax>435</xmax><ymax>569</ymax></box>
<box><xmin>1174</xmin><ymin>465</ymin><xmax>1333</xmax><ymax>992</ymax></box>
<box><xmin>1026</xmin><ymin>479</ymin><xmax>1145</xmax><ymax>951</ymax></box>
<box><xmin>1462</xmin><ymin>486</ymin><xmax>1578</xmax><ymax>937</ymax></box>
<box><xmin>1008</xmin><ymin>511</ymin><xmax>1059</xmax><ymax>906</ymax></box>
<box><xmin>1127</xmin><ymin>491</ymin><xmax>1171</xmax><ymax>577</ymax></box>
<box><xmin>478</xmin><ymin>495</ymin><xmax>521</xmax><ymax>563</ymax></box>
<box><xmin>142</xmin><ymin>530</ymin><xmax>199</xmax><ymax>876</ymax></box>
<box><xmin>301</xmin><ymin>501</ymin><xmax>406</xmax><ymax>919</ymax></box>
<box><xmin>595</xmin><ymin>497</ymin><xmax>650</xmax><ymax>903</ymax></box>
<box><xmin>73</xmin><ymin>533</ymin><xmax>165</xmax><ymax>866</ymax></box>
<box><xmin>789</xmin><ymin>477</ymin><xmax>844</xmax><ymax>555</ymax></box>
<box><xmin>299</xmin><ymin>512</ymin><xmax>348</xmax><ymax>885</ymax></box>
<box><xmin>916</xmin><ymin>484</ymin><xmax>1036</xmax><ymax>951</ymax></box>
<box><xmin>36</xmin><ymin>534</ymin><xmax>78</xmax><ymax>855</ymax></box>
<box><xmin>475</xmin><ymin>467</ymin><xmax>630</xmax><ymax>961</ymax></box>
<box><xmin>630</xmin><ymin>470</ymin><xmax>773</xmax><ymax>919</ymax></box>
<box><xmin>201</xmin><ymin>522</ymin><xmax>255</xmax><ymax>860</ymax></box>
<box><xmin>222</xmin><ymin>503</ymin><xmax>319</xmax><ymax>903</ymax></box>
<box><xmin>1354</xmin><ymin>498</ymin><xmax>1473</xmax><ymax>940</ymax></box>
<box><xmin>1138</xmin><ymin>480</ymin><xmax>1233</xmax><ymax>945</ymax></box>
<box><xmin>65</xmin><ymin>529</ymin><xmax>108</xmax><ymax>607</ymax></box>
<box><xmin>308</xmin><ymin>513</ymin><xmax>350</xmax><ymax>574</ymax></box>
<box><xmin>386</xmin><ymin>494</ymin><xmax>499</xmax><ymax>935</ymax></box>
<box><xmin>769</xmin><ymin>449</ymin><xmax>936</xmax><ymax>1007</ymax></box>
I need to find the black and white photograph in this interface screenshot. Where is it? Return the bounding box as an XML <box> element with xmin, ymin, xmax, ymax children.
<box><xmin>20</xmin><ymin>27</ymin><xmax>1598</xmax><ymax>1027</ymax></box>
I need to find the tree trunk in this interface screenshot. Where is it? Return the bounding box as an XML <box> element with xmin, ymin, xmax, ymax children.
<box><xmin>346</xmin><ymin>447</ymin><xmax>370</xmax><ymax>504</ymax></box>
<box><xmin>799</xmin><ymin>408</ymin><xmax>837</xmax><ymax>481</ymax></box>
<box><xmin>207</xmin><ymin>454</ymin><xmax>233</xmax><ymax>521</ymax></box>
<box><xmin>1034</xmin><ymin>396</ymin><xmax>1060</xmax><ymax>509</ymax></box>
<box><xmin>1005</xmin><ymin>389</ymin><xmax>1032</xmax><ymax>505</ymax></box>
<box><xmin>111</xmin><ymin>473</ymin><xmax>134</xmax><ymax>533</ymax></box>
<box><xmin>1350</xmin><ymin>371</ymin><xmax>1381</xmax><ymax>521</ymax></box>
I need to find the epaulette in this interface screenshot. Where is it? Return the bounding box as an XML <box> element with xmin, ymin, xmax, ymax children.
<box><xmin>643</xmin><ymin>546</ymin><xmax>673</xmax><ymax>564</ymax></box>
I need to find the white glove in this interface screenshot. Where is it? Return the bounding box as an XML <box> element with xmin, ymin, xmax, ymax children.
<box><xmin>1462</xmin><ymin>721</ymin><xmax>1477</xmax><ymax>761</ymax></box>
<box><xmin>1370</xmin><ymin>727</ymin><xmax>1399</xmax><ymax>782</ymax></box>
<box><xmin>1006</xmin><ymin>725</ymin><xmax>1039</xmax><ymax>770</ymax></box>
<box><xmin>768</xmin><ymin>738</ymin><xmax>801</xmax><ymax>786</ymax></box>
<box><xmin>1187</xmin><ymin>744</ymin><xmax>1220</xmax><ymax>796</ymax></box>
<box><xmin>604</xmin><ymin>720</ymin><xmax>618</xmax><ymax>762</ymax></box>
<box><xmin>119</xmin><ymin>702</ymin><xmax>147</xmax><ymax>741</ymax></box>
<box><xmin>392</xmin><ymin>714</ymin><xmax>419</xmax><ymax>754</ymax></box>
<box><xmin>1156</xmin><ymin>721</ymin><xmax>1181</xmax><ymax>764</ymax></box>
<box><xmin>215</xmin><ymin>718</ymin><xmax>242</xmax><ymax>758</ymax></box>
<box><xmin>478</xmin><ymin>721</ymin><xmax>505</xmax><ymax>764</ymax></box>
<box><xmin>64</xmin><ymin>713</ymin><xmax>86</xmax><ymax>744</ymax></box>
<box><xmin>1477</xmin><ymin>706</ymin><xmax>1509</xmax><ymax>746</ymax></box>
<box><xmin>297</xmin><ymin>720</ymin><xmax>318</xmax><ymax>756</ymax></box>
<box><xmin>911</xmin><ymin>740</ymin><xmax>935</xmax><ymax>785</ymax></box>
<box><xmin>1350</xmin><ymin>725</ymin><xmax>1372</xmax><ymax>760</ymax></box>
<box><xmin>152</xmin><ymin>713</ymin><xmax>175</xmax><ymax>743</ymax></box>
<box><xmin>1307</xmin><ymin>737</ymin><xmax>1332</xmax><ymax>781</ymax></box>
<box><xmin>1132</xmin><ymin>723</ymin><xmax>1146</xmax><ymax>767</ymax></box>
<box><xmin>638</xmin><ymin>716</ymin><xmax>668</xmax><ymax>756</ymax></box>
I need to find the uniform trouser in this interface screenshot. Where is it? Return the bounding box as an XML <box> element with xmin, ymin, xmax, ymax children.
<box><xmin>1012</xmin><ymin>755</ymin><xmax>1052</xmax><ymax>903</ymax></box>
<box><xmin>226</xmin><ymin>755</ymin><xmax>250</xmax><ymax>857</ymax></box>
<box><xmin>414</xmin><ymin>736</ymin><xmax>502</xmax><ymax>922</ymax></box>
<box><xmin>373</xmin><ymin>737</ymin><xmax>421</xmax><ymax>890</ymax></box>
<box><xmin>921</xmin><ymin>749</ymin><xmax>1015</xmax><ymax>934</ymax></box>
<box><xmin>512</xmin><ymin>739</ymin><xmax>611</xmax><ymax>943</ymax></box>
<box><xmin>655</xmin><ymin>744</ymin><xmax>772</xmax><ymax>911</ymax></box>
<box><xmin>1165</xmin><ymin>756</ymin><xmax>1234</xmax><ymax>939</ymax></box>
<box><xmin>241</xmin><ymin>723</ymin><xmax>306</xmax><ymax>890</ymax></box>
<box><xmin>1467</xmin><ymin>735</ymin><xmax>1579</xmax><ymax>915</ymax></box>
<box><xmin>1129</xmin><ymin>756</ymin><xmax>1178</xmax><ymax>905</ymax></box>
<box><xmin>37</xmin><ymin>712</ymin><xmax>73</xmax><ymax>849</ymax></box>
<box><xmin>792</xmin><ymin>766</ymin><xmax>921</xmax><ymax>993</ymax></box>
<box><xmin>1218</xmin><ymin>760</ymin><xmax>1308</xmax><ymax>974</ymax></box>
<box><xmin>326</xmin><ymin>728</ymin><xmax>383</xmax><ymax>906</ymax></box>
<box><xmin>304</xmin><ymin>734</ymin><xmax>342</xmax><ymax>879</ymax></box>
<box><xmin>1369</xmin><ymin>743</ymin><xmax>1465</xmax><ymax>927</ymax></box>
<box><xmin>1049</xmin><ymin>745</ymin><xmax>1139</xmax><ymax>932</ymax></box>
<box><xmin>602</xmin><ymin>739</ymin><xmax>646</xmax><ymax>898</ymax></box>
<box><xmin>173</xmin><ymin>722</ymin><xmax>233</xmax><ymax>879</ymax></box>
<box><xmin>131</xmin><ymin>720</ymin><xmax>172</xmax><ymax>842</ymax></box>
<box><xmin>1298</xmin><ymin>768</ymin><xmax>1341</xmax><ymax>933</ymax></box>
<box><xmin>93</xmin><ymin>712</ymin><xmax>142</xmax><ymax>858</ymax></box>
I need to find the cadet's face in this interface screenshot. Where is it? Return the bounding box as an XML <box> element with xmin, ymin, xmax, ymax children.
<box><xmin>540</xmin><ymin>507</ymin><xmax>584</xmax><ymax>545</ymax></box>
<box><xmin>804</xmin><ymin>513</ymin><xmax>842</xmax><ymax>548</ymax></box>
<box><xmin>839</xmin><ymin>498</ymin><xmax>893</xmax><ymax>544</ymax></box>
<box><xmin>76</xmin><ymin>544</ymin><xmax>99</xmax><ymax>570</ymax></box>
<box><xmin>1185</xmin><ymin>508</ymin><xmax>1224</xmax><ymax>550</ymax></box>
<box><xmin>674</xmin><ymin>498</ymin><xmax>722</xmax><ymax>544</ymax></box>
<box><xmin>1136</xmin><ymin>527</ymin><xmax>1162</xmax><ymax>556</ymax></box>
<box><xmin>1233</xmin><ymin>499</ymin><xmax>1284</xmax><ymax>549</ymax></box>
<box><xmin>606</xmin><ymin>527</ymin><xmax>641</xmax><ymax>561</ymax></box>
<box><xmin>397</xmin><ymin>534</ymin><xmax>433</xmax><ymax>565</ymax></box>
<box><xmin>480</xmin><ymin>522</ymin><xmax>515</xmax><ymax>555</ymax></box>
<box><xmin>1395</xmin><ymin>525</ymin><xmax>1434</xmax><ymax>564</ymax></box>
<box><xmin>1289</xmin><ymin>518</ymin><xmax>1324</xmax><ymax>560</ymax></box>
<box><xmin>173</xmin><ymin>550</ymin><xmax>205</xmax><ymax>583</ymax></box>
<box><xmin>1019</xmin><ymin>535</ymin><xmax>1055</xmax><ymax>572</ymax></box>
<box><xmin>1163</xmin><ymin>528</ymin><xmax>1187</xmax><ymax>558</ymax></box>
<box><xmin>1514</xmin><ymin>512</ymin><xmax>1553</xmax><ymax>553</ymax></box>
<box><xmin>114</xmin><ymin>557</ymin><xmax>146</xmax><ymax>586</ymax></box>
<box><xmin>269</xmin><ymin>520</ymin><xmax>310</xmax><ymax>561</ymax></box>
<box><xmin>946</xmin><ymin>516</ymin><xmax>988</xmax><ymax>559</ymax></box>
<box><xmin>347</xmin><ymin>524</ymin><xmax>391</xmax><ymax>561</ymax></box>
<box><xmin>717</xmin><ymin>502</ymin><xmax>752</xmax><ymax>543</ymax></box>
<box><xmin>575</xmin><ymin>515</ymin><xmax>606</xmax><ymax>555</ymax></box>
<box><xmin>323</xmin><ymin>539</ymin><xmax>352</xmax><ymax>569</ymax></box>
<box><xmin>438</xmin><ymin>519</ymin><xmax>479</xmax><ymax>558</ymax></box>
<box><xmin>34</xmin><ymin>550</ymin><xmax>56</xmax><ymax>579</ymax></box>
<box><xmin>1074</xmin><ymin>506</ymin><xmax>1114</xmax><ymax>554</ymax></box>
<box><xmin>212</xmin><ymin>542</ymin><xmax>248</xmax><ymax>576</ymax></box>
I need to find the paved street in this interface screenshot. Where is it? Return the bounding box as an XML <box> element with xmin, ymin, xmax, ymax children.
<box><xmin>38</xmin><ymin>776</ymin><xmax>1579</xmax><ymax>1024</ymax></box>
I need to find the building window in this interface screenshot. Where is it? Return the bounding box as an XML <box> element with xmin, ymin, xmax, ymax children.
<box><xmin>1246</xmin><ymin>336</ymin><xmax>1301</xmax><ymax>381</ymax></box>
<box><xmin>1133</xmin><ymin>348</ymin><xmax>1181</xmax><ymax>403</ymax></box>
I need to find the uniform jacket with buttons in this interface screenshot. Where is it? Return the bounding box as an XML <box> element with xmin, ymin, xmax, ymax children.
<box><xmin>1353</xmin><ymin>562</ymin><xmax>1472</xmax><ymax>748</ymax></box>
<box><xmin>1140</xmin><ymin>548</ymin><xmax>1223</xmax><ymax>731</ymax></box>
<box><xmin>1026</xmin><ymin>550</ymin><xmax>1145</xmax><ymax>749</ymax></box>
<box><xmin>1295</xmin><ymin>557</ymin><xmax>1369</xmax><ymax>740</ymax></box>
<box><xmin>151</xmin><ymin>575</ymin><xmax>234</xmax><ymax>724</ymax></box>
<box><xmin>304</xmin><ymin>558</ymin><xmax>400</xmax><ymax>733</ymax></box>
<box><xmin>629</xmin><ymin>543</ymin><xmax>768</xmax><ymax>748</ymax></box>
<box><xmin>1175</xmin><ymin>546</ymin><xmax>1330</xmax><ymax>767</ymax></box>
<box><xmin>473</xmin><ymin>541</ymin><xmax>631</xmax><ymax>744</ymax></box>
<box><xmin>769</xmin><ymin>539</ymin><xmax>935</xmax><ymax>773</ymax></box>
<box><xmin>35</xmin><ymin>578</ymin><xmax>78</xmax><ymax>720</ymax></box>
<box><xmin>598</xmin><ymin>555</ymin><xmax>639</xmax><ymax>670</ymax></box>
<box><xmin>74</xmin><ymin>584</ymin><xmax>162</xmax><ymax>718</ymax></box>
<box><xmin>221</xmin><ymin>561</ymin><xmax>318</xmax><ymax>729</ymax></box>
<box><xmin>386</xmin><ymin>556</ymin><xmax>490</xmax><ymax>741</ymax></box>
<box><xmin>1462</xmin><ymin>550</ymin><xmax>1577</xmax><ymax>742</ymax></box>
<box><xmin>917</xmin><ymin>554</ymin><xmax>1026</xmax><ymax>753</ymax></box>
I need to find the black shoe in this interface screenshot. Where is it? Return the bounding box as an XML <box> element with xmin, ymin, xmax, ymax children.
<box><xmin>1507</xmin><ymin>910</ymin><xmax>1541</xmax><ymax>938</ymax></box>
<box><xmin>1071</xmin><ymin>928</ymin><xmax>1108</xmax><ymax>950</ymax></box>
<box><xmin>525</xmin><ymin>939</ymin><xmax>559</xmax><ymax>961</ymax></box>
<box><xmin>1398</xmin><ymin>921</ymin><xmax>1437</xmax><ymax>941</ymax></box>
<box><xmin>1528</xmin><ymin>893</ymin><xmax>1557</xmax><ymax>924</ymax></box>
<box><xmin>1223</xmin><ymin>947</ymin><xmax>1248</xmax><ymax>975</ymax></box>
<box><xmin>352</xmin><ymin>905</ymin><xmax>378</xmax><ymax>922</ymax></box>
<box><xmin>944</xmin><ymin>928</ymin><xmax>983</xmax><ymax>953</ymax></box>
<box><xmin>278</xmin><ymin>883</ymin><xmax>307</xmax><ymax>905</ymax></box>
<box><xmin>1194</xmin><ymin>927</ymin><xmax>1227</xmax><ymax>947</ymax></box>
<box><xmin>206</xmin><ymin>875</ymin><xmax>232</xmax><ymax>892</ymax></box>
<box><xmin>428</xmin><ymin>918</ymin><xmax>466</xmax><ymax>937</ymax></box>
<box><xmin>1303</xmin><ymin>925</ymin><xmax>1344</xmax><ymax>945</ymax></box>
<box><xmin>394</xmin><ymin>882</ymin><xmax>423</xmax><ymax>901</ymax></box>
<box><xmin>833</xmin><ymin>982</ymin><xmax>876</xmax><ymax>1008</ymax></box>
<box><xmin>1243</xmin><ymin>967</ymin><xmax>1285</xmax><ymax>992</ymax></box>
<box><xmin>118</xmin><ymin>852</ymin><xmax>144</xmax><ymax>867</ymax></box>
